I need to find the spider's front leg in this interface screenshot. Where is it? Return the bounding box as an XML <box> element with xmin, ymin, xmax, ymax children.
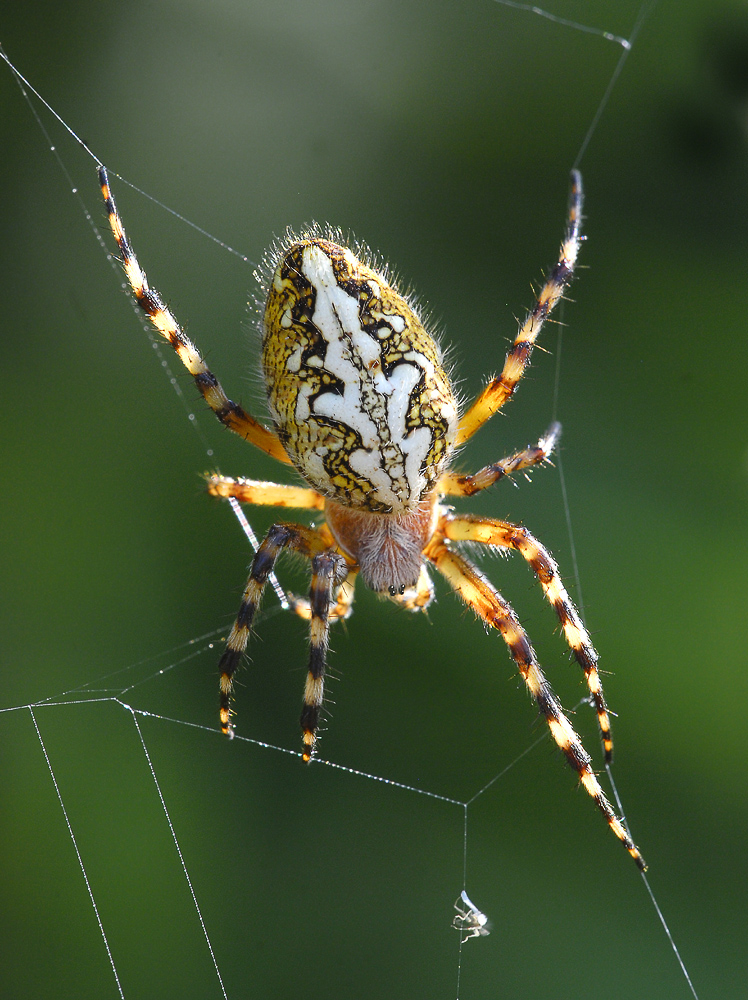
<box><xmin>425</xmin><ymin>537</ymin><xmax>645</xmax><ymax>870</ymax></box>
<box><xmin>300</xmin><ymin>549</ymin><xmax>350</xmax><ymax>760</ymax></box>
<box><xmin>285</xmin><ymin>571</ymin><xmax>359</xmax><ymax>624</ymax></box>
<box><xmin>217</xmin><ymin>522</ymin><xmax>347</xmax><ymax>751</ymax></box>
<box><xmin>208</xmin><ymin>474</ymin><xmax>356</xmax><ymax>626</ymax></box>
<box><xmin>440</xmin><ymin>512</ymin><xmax>613</xmax><ymax>760</ymax></box>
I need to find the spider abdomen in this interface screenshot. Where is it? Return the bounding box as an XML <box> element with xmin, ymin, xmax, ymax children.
<box><xmin>262</xmin><ymin>237</ymin><xmax>457</xmax><ymax>514</ymax></box>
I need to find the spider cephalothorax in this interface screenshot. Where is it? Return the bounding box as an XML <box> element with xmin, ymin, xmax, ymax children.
<box><xmin>100</xmin><ymin>165</ymin><xmax>646</xmax><ymax>869</ymax></box>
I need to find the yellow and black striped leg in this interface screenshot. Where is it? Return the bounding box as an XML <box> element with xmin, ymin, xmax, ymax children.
<box><xmin>439</xmin><ymin>421</ymin><xmax>561</xmax><ymax>497</ymax></box>
<box><xmin>218</xmin><ymin>522</ymin><xmax>331</xmax><ymax>736</ymax></box>
<box><xmin>440</xmin><ymin>513</ymin><xmax>613</xmax><ymax>761</ymax></box>
<box><xmin>207</xmin><ymin>475</ymin><xmax>325</xmax><ymax>510</ymax></box>
<box><xmin>455</xmin><ymin>171</ymin><xmax>583</xmax><ymax>447</ymax></box>
<box><xmin>426</xmin><ymin>539</ymin><xmax>645</xmax><ymax>870</ymax></box>
<box><xmin>99</xmin><ymin>167</ymin><xmax>290</xmax><ymax>463</ymax></box>
<box><xmin>299</xmin><ymin>551</ymin><xmax>349</xmax><ymax>761</ymax></box>
<box><xmin>287</xmin><ymin>569</ymin><xmax>358</xmax><ymax>623</ymax></box>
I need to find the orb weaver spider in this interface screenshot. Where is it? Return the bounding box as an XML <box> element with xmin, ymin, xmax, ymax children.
<box><xmin>99</xmin><ymin>166</ymin><xmax>645</xmax><ymax>869</ymax></box>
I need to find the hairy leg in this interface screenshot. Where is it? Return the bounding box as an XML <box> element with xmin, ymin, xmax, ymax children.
<box><xmin>426</xmin><ymin>538</ymin><xmax>644</xmax><ymax>869</ymax></box>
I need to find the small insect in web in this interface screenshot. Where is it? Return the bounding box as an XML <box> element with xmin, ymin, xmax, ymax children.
<box><xmin>452</xmin><ymin>890</ymin><xmax>491</xmax><ymax>943</ymax></box>
<box><xmin>99</xmin><ymin>164</ymin><xmax>645</xmax><ymax>870</ymax></box>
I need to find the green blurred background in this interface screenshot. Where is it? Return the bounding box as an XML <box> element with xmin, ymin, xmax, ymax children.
<box><xmin>1</xmin><ymin>0</ymin><xmax>746</xmax><ymax>996</ymax></box>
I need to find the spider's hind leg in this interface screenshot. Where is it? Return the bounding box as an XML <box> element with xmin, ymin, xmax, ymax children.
<box><xmin>99</xmin><ymin>167</ymin><xmax>289</xmax><ymax>463</ymax></box>
<box><xmin>455</xmin><ymin>171</ymin><xmax>583</xmax><ymax>447</ymax></box>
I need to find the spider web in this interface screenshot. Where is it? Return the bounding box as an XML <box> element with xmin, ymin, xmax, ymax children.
<box><xmin>1</xmin><ymin>0</ymin><xmax>736</xmax><ymax>996</ymax></box>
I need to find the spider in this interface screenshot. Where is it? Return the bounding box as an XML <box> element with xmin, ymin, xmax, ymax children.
<box><xmin>99</xmin><ymin>165</ymin><xmax>645</xmax><ymax>870</ymax></box>
<box><xmin>452</xmin><ymin>891</ymin><xmax>491</xmax><ymax>943</ymax></box>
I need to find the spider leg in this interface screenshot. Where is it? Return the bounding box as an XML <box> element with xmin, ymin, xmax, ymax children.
<box><xmin>287</xmin><ymin>569</ymin><xmax>358</xmax><ymax>623</ymax></box>
<box><xmin>99</xmin><ymin>167</ymin><xmax>290</xmax><ymax>464</ymax></box>
<box><xmin>217</xmin><ymin>522</ymin><xmax>335</xmax><ymax>736</ymax></box>
<box><xmin>441</xmin><ymin>512</ymin><xmax>613</xmax><ymax>761</ymax></box>
<box><xmin>207</xmin><ymin>475</ymin><xmax>325</xmax><ymax>509</ymax></box>
<box><xmin>425</xmin><ymin>538</ymin><xmax>645</xmax><ymax>870</ymax></box>
<box><xmin>455</xmin><ymin>171</ymin><xmax>582</xmax><ymax>447</ymax></box>
<box><xmin>439</xmin><ymin>421</ymin><xmax>561</xmax><ymax>497</ymax></box>
<box><xmin>209</xmin><ymin>474</ymin><xmax>354</xmax><ymax>620</ymax></box>
<box><xmin>300</xmin><ymin>550</ymin><xmax>350</xmax><ymax>760</ymax></box>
